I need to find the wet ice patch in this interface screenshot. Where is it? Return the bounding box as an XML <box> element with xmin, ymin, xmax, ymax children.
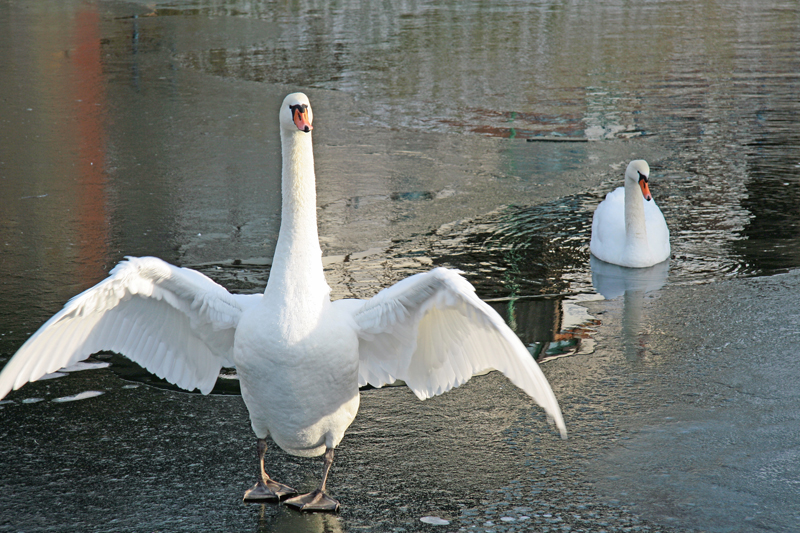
<box><xmin>22</xmin><ymin>398</ymin><xmax>45</xmax><ymax>404</ymax></box>
<box><xmin>52</xmin><ymin>391</ymin><xmax>104</xmax><ymax>403</ymax></box>
<box><xmin>37</xmin><ymin>362</ymin><xmax>108</xmax><ymax>382</ymax></box>
<box><xmin>61</xmin><ymin>362</ymin><xmax>110</xmax><ymax>372</ymax></box>
<box><xmin>420</xmin><ymin>516</ymin><xmax>450</xmax><ymax>525</ymax></box>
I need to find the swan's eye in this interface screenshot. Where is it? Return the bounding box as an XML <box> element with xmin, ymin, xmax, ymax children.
<box><xmin>637</xmin><ymin>171</ymin><xmax>648</xmax><ymax>183</ymax></box>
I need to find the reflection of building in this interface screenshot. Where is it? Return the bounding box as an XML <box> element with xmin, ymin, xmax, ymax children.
<box><xmin>488</xmin><ymin>297</ymin><xmax>597</xmax><ymax>362</ymax></box>
<box><xmin>0</xmin><ymin>4</ymin><xmax>110</xmax><ymax>352</ymax></box>
<box><xmin>488</xmin><ymin>298</ymin><xmax>560</xmax><ymax>345</ymax></box>
<box><xmin>167</xmin><ymin>0</ymin><xmax>664</xmax><ymax>139</ymax></box>
<box><xmin>72</xmin><ymin>9</ymin><xmax>110</xmax><ymax>284</ymax></box>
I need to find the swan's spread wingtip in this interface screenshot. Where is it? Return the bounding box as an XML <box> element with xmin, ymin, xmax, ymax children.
<box><xmin>546</xmin><ymin>413</ymin><xmax>568</xmax><ymax>440</ymax></box>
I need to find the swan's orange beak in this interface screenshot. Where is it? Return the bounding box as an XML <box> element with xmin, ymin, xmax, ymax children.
<box><xmin>292</xmin><ymin>105</ymin><xmax>313</xmax><ymax>133</ymax></box>
<box><xmin>638</xmin><ymin>173</ymin><xmax>652</xmax><ymax>201</ymax></box>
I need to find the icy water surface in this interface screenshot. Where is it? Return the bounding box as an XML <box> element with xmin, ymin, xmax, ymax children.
<box><xmin>1</xmin><ymin>1</ymin><xmax>800</xmax><ymax>532</ymax></box>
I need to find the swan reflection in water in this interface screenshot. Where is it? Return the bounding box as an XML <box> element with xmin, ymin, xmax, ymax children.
<box><xmin>590</xmin><ymin>256</ymin><xmax>669</xmax><ymax>359</ymax></box>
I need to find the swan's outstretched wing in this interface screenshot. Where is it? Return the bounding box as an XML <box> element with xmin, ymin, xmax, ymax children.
<box><xmin>345</xmin><ymin>267</ymin><xmax>566</xmax><ymax>438</ymax></box>
<box><xmin>0</xmin><ymin>256</ymin><xmax>260</xmax><ymax>399</ymax></box>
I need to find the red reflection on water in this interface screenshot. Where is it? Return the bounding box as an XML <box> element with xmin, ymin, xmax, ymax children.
<box><xmin>71</xmin><ymin>8</ymin><xmax>110</xmax><ymax>286</ymax></box>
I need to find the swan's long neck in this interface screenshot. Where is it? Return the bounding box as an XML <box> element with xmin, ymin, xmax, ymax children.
<box><xmin>624</xmin><ymin>178</ymin><xmax>649</xmax><ymax>253</ymax></box>
<box><xmin>265</xmin><ymin>128</ymin><xmax>330</xmax><ymax>309</ymax></box>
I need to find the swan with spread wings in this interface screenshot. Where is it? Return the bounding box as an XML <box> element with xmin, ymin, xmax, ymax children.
<box><xmin>0</xmin><ymin>93</ymin><xmax>566</xmax><ymax>512</ymax></box>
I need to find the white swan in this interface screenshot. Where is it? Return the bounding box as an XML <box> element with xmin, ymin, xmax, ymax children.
<box><xmin>590</xmin><ymin>160</ymin><xmax>670</xmax><ymax>268</ymax></box>
<box><xmin>0</xmin><ymin>93</ymin><xmax>566</xmax><ymax>512</ymax></box>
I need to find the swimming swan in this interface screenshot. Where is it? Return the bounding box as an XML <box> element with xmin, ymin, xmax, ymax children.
<box><xmin>0</xmin><ymin>93</ymin><xmax>566</xmax><ymax>512</ymax></box>
<box><xmin>590</xmin><ymin>160</ymin><xmax>670</xmax><ymax>268</ymax></box>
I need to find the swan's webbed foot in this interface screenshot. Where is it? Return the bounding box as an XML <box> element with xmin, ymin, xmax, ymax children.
<box><xmin>243</xmin><ymin>437</ymin><xmax>297</xmax><ymax>503</ymax></box>
<box><xmin>243</xmin><ymin>478</ymin><xmax>297</xmax><ymax>503</ymax></box>
<box><xmin>284</xmin><ymin>489</ymin><xmax>340</xmax><ymax>512</ymax></box>
<box><xmin>285</xmin><ymin>446</ymin><xmax>340</xmax><ymax>512</ymax></box>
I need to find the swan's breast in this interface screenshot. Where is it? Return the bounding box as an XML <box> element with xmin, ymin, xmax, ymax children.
<box><xmin>233</xmin><ymin>304</ymin><xmax>361</xmax><ymax>456</ymax></box>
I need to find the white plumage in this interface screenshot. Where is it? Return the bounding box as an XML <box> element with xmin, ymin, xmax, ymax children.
<box><xmin>0</xmin><ymin>93</ymin><xmax>565</xmax><ymax>512</ymax></box>
<box><xmin>590</xmin><ymin>160</ymin><xmax>670</xmax><ymax>268</ymax></box>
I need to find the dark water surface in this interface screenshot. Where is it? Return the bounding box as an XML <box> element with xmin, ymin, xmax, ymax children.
<box><xmin>1</xmin><ymin>1</ymin><xmax>799</xmax><ymax>532</ymax></box>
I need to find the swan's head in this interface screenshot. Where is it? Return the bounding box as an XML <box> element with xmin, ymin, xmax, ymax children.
<box><xmin>626</xmin><ymin>159</ymin><xmax>652</xmax><ymax>201</ymax></box>
<box><xmin>280</xmin><ymin>92</ymin><xmax>313</xmax><ymax>133</ymax></box>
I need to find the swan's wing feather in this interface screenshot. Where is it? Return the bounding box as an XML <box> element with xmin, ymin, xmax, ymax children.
<box><xmin>0</xmin><ymin>256</ymin><xmax>249</xmax><ymax>398</ymax></box>
<box><xmin>590</xmin><ymin>187</ymin><xmax>626</xmax><ymax>261</ymax></box>
<box><xmin>351</xmin><ymin>268</ymin><xmax>566</xmax><ymax>438</ymax></box>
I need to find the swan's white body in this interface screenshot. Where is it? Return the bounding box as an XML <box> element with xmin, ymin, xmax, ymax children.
<box><xmin>0</xmin><ymin>93</ymin><xmax>565</xmax><ymax>508</ymax></box>
<box><xmin>233</xmin><ymin>99</ymin><xmax>361</xmax><ymax>457</ymax></box>
<box><xmin>590</xmin><ymin>160</ymin><xmax>670</xmax><ymax>268</ymax></box>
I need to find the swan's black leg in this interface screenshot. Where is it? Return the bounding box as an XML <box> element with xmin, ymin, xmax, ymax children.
<box><xmin>243</xmin><ymin>438</ymin><xmax>297</xmax><ymax>502</ymax></box>
<box><xmin>284</xmin><ymin>447</ymin><xmax>340</xmax><ymax>512</ymax></box>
